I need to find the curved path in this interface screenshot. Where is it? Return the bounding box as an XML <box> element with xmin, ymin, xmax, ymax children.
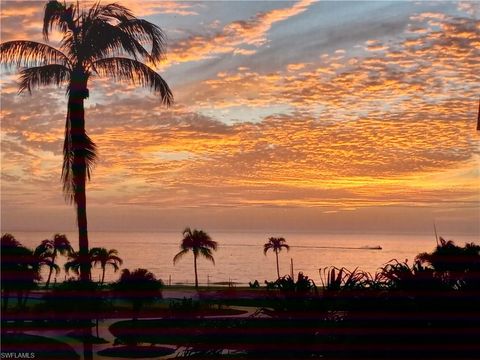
<box><xmin>23</xmin><ymin>305</ymin><xmax>257</xmax><ymax>360</ymax></box>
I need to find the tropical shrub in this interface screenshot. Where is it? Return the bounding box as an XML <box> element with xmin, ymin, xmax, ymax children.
<box><xmin>113</xmin><ymin>268</ymin><xmax>163</xmax><ymax>319</ymax></box>
<box><xmin>416</xmin><ymin>237</ymin><xmax>480</xmax><ymax>290</ymax></box>
<box><xmin>377</xmin><ymin>259</ymin><xmax>447</xmax><ymax>292</ymax></box>
<box><xmin>40</xmin><ymin>279</ymin><xmax>110</xmax><ymax>332</ymax></box>
<box><xmin>1</xmin><ymin>234</ymin><xmax>40</xmax><ymax>311</ymax></box>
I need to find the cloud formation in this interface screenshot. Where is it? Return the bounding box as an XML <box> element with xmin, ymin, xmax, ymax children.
<box><xmin>1</xmin><ymin>1</ymin><xmax>478</xmax><ymax>233</ymax></box>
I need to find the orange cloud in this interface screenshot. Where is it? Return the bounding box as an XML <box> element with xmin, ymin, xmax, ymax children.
<box><xmin>1</xmin><ymin>3</ymin><xmax>478</xmax><ymax>217</ymax></box>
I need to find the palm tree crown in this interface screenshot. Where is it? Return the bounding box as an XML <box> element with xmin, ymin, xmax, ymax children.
<box><xmin>40</xmin><ymin>233</ymin><xmax>72</xmax><ymax>288</ymax></box>
<box><xmin>173</xmin><ymin>228</ymin><xmax>218</xmax><ymax>288</ymax></box>
<box><xmin>0</xmin><ymin>1</ymin><xmax>172</xmax><ymax>281</ymax></box>
<box><xmin>264</xmin><ymin>237</ymin><xmax>290</xmax><ymax>279</ymax></box>
<box><xmin>32</xmin><ymin>242</ymin><xmax>60</xmax><ymax>282</ymax></box>
<box><xmin>64</xmin><ymin>248</ymin><xmax>97</xmax><ymax>278</ymax></box>
<box><xmin>91</xmin><ymin>247</ymin><xmax>123</xmax><ymax>284</ymax></box>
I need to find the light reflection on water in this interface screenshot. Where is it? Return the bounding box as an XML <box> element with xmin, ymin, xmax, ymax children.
<box><xmin>12</xmin><ymin>231</ymin><xmax>477</xmax><ymax>286</ymax></box>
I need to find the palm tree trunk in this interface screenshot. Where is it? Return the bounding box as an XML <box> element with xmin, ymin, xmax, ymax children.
<box><xmin>46</xmin><ymin>267</ymin><xmax>53</xmax><ymax>289</ymax></box>
<box><xmin>68</xmin><ymin>72</ymin><xmax>91</xmax><ymax>283</ymax></box>
<box><xmin>194</xmin><ymin>254</ymin><xmax>198</xmax><ymax>288</ymax></box>
<box><xmin>101</xmin><ymin>267</ymin><xmax>105</xmax><ymax>285</ymax></box>
<box><xmin>275</xmin><ymin>250</ymin><xmax>280</xmax><ymax>279</ymax></box>
<box><xmin>22</xmin><ymin>290</ymin><xmax>30</xmax><ymax>309</ymax></box>
<box><xmin>45</xmin><ymin>251</ymin><xmax>57</xmax><ymax>289</ymax></box>
<box><xmin>83</xmin><ymin>326</ymin><xmax>93</xmax><ymax>360</ymax></box>
<box><xmin>76</xmin><ymin>169</ymin><xmax>90</xmax><ymax>282</ymax></box>
<box><xmin>69</xmin><ymin>68</ymin><xmax>95</xmax><ymax>360</ymax></box>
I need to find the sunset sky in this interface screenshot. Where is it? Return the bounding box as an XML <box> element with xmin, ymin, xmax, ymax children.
<box><xmin>1</xmin><ymin>1</ymin><xmax>479</xmax><ymax>235</ymax></box>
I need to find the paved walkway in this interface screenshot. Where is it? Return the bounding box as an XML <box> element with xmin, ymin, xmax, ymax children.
<box><xmin>24</xmin><ymin>305</ymin><xmax>258</xmax><ymax>360</ymax></box>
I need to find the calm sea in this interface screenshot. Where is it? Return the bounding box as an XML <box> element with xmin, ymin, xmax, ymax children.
<box><xmin>10</xmin><ymin>231</ymin><xmax>478</xmax><ymax>286</ymax></box>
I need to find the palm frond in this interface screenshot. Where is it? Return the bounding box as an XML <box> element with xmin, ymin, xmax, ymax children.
<box><xmin>34</xmin><ymin>242</ymin><xmax>53</xmax><ymax>257</ymax></box>
<box><xmin>0</xmin><ymin>41</ymin><xmax>71</xmax><ymax>69</ymax></box>
<box><xmin>64</xmin><ymin>259</ymin><xmax>80</xmax><ymax>275</ymax></box>
<box><xmin>53</xmin><ymin>234</ymin><xmax>73</xmax><ymax>255</ymax></box>
<box><xmin>81</xmin><ymin>19</ymin><xmax>150</xmax><ymax>63</ymax></box>
<box><xmin>200</xmin><ymin>248</ymin><xmax>215</xmax><ymax>265</ymax></box>
<box><xmin>173</xmin><ymin>249</ymin><xmax>189</xmax><ymax>265</ymax></box>
<box><xmin>88</xmin><ymin>2</ymin><xmax>134</xmax><ymax>23</ymax></box>
<box><xmin>40</xmin><ymin>239</ymin><xmax>53</xmax><ymax>249</ymax></box>
<box><xmin>281</xmin><ymin>243</ymin><xmax>290</xmax><ymax>251</ymax></box>
<box><xmin>59</xmin><ymin>32</ymin><xmax>76</xmax><ymax>61</ymax></box>
<box><xmin>118</xmin><ymin>18</ymin><xmax>167</xmax><ymax>64</ymax></box>
<box><xmin>196</xmin><ymin>231</ymin><xmax>217</xmax><ymax>250</ymax></box>
<box><xmin>61</xmin><ymin>108</ymin><xmax>97</xmax><ymax>204</ymax></box>
<box><xmin>264</xmin><ymin>237</ymin><xmax>290</xmax><ymax>255</ymax></box>
<box><xmin>18</xmin><ymin>64</ymin><xmax>70</xmax><ymax>94</ymax></box>
<box><xmin>107</xmin><ymin>261</ymin><xmax>121</xmax><ymax>272</ymax></box>
<box><xmin>108</xmin><ymin>255</ymin><xmax>123</xmax><ymax>265</ymax></box>
<box><xmin>182</xmin><ymin>227</ymin><xmax>193</xmax><ymax>237</ymax></box>
<box><xmin>263</xmin><ymin>243</ymin><xmax>273</xmax><ymax>255</ymax></box>
<box><xmin>92</xmin><ymin>57</ymin><xmax>173</xmax><ymax>105</ymax></box>
<box><xmin>43</xmin><ymin>1</ymin><xmax>76</xmax><ymax>41</ymax></box>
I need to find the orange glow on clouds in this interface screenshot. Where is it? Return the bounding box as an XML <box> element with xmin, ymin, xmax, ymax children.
<box><xmin>1</xmin><ymin>1</ymin><xmax>478</xmax><ymax>233</ymax></box>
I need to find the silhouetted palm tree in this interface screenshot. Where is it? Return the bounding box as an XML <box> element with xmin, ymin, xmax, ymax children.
<box><xmin>0</xmin><ymin>1</ymin><xmax>172</xmax><ymax>282</ymax></box>
<box><xmin>40</xmin><ymin>234</ymin><xmax>72</xmax><ymax>288</ymax></box>
<box><xmin>264</xmin><ymin>237</ymin><xmax>290</xmax><ymax>279</ymax></box>
<box><xmin>1</xmin><ymin>234</ymin><xmax>42</xmax><ymax>310</ymax></box>
<box><xmin>91</xmin><ymin>247</ymin><xmax>123</xmax><ymax>285</ymax></box>
<box><xmin>1</xmin><ymin>234</ymin><xmax>24</xmax><ymax>311</ymax></box>
<box><xmin>64</xmin><ymin>248</ymin><xmax>97</xmax><ymax>279</ymax></box>
<box><xmin>173</xmin><ymin>228</ymin><xmax>218</xmax><ymax>288</ymax></box>
<box><xmin>32</xmin><ymin>242</ymin><xmax>60</xmax><ymax>287</ymax></box>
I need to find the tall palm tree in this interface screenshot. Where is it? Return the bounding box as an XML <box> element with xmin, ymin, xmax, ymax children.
<box><xmin>91</xmin><ymin>247</ymin><xmax>123</xmax><ymax>285</ymax></box>
<box><xmin>173</xmin><ymin>228</ymin><xmax>218</xmax><ymax>288</ymax></box>
<box><xmin>264</xmin><ymin>237</ymin><xmax>290</xmax><ymax>279</ymax></box>
<box><xmin>40</xmin><ymin>234</ymin><xmax>73</xmax><ymax>288</ymax></box>
<box><xmin>0</xmin><ymin>1</ymin><xmax>173</xmax><ymax>282</ymax></box>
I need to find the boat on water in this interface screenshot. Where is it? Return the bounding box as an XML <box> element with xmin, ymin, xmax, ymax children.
<box><xmin>361</xmin><ymin>245</ymin><xmax>382</xmax><ymax>250</ymax></box>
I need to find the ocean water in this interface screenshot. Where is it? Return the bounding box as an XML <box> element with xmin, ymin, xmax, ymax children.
<box><xmin>10</xmin><ymin>231</ymin><xmax>478</xmax><ymax>286</ymax></box>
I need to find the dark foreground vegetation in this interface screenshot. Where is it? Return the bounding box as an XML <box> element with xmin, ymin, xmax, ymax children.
<box><xmin>2</xmin><ymin>235</ymin><xmax>479</xmax><ymax>359</ymax></box>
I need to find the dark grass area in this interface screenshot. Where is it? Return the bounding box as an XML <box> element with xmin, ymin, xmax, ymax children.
<box><xmin>109</xmin><ymin>294</ymin><xmax>480</xmax><ymax>359</ymax></box>
<box><xmin>2</xmin><ymin>283</ymin><xmax>479</xmax><ymax>359</ymax></box>
<box><xmin>0</xmin><ymin>333</ymin><xmax>79</xmax><ymax>360</ymax></box>
<box><xmin>65</xmin><ymin>330</ymin><xmax>109</xmax><ymax>344</ymax></box>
